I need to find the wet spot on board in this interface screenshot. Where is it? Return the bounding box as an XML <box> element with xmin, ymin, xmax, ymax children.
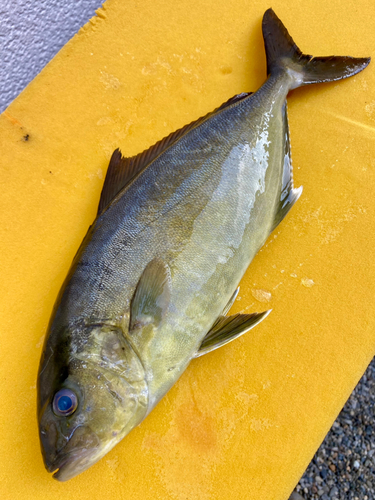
<box><xmin>301</xmin><ymin>277</ymin><xmax>315</xmax><ymax>288</ymax></box>
<box><xmin>176</xmin><ymin>403</ymin><xmax>217</xmax><ymax>452</ymax></box>
<box><xmin>141</xmin><ymin>354</ymin><xmax>256</xmax><ymax>500</ymax></box>
<box><xmin>249</xmin><ymin>417</ymin><xmax>272</xmax><ymax>431</ymax></box>
<box><xmin>236</xmin><ymin>391</ymin><xmax>259</xmax><ymax>408</ymax></box>
<box><xmin>365</xmin><ymin>100</ymin><xmax>375</xmax><ymax>121</ymax></box>
<box><xmin>220</xmin><ymin>66</ymin><xmax>233</xmax><ymax>75</ymax></box>
<box><xmin>297</xmin><ymin>205</ymin><xmax>362</xmax><ymax>245</ymax></box>
<box><xmin>100</xmin><ymin>71</ymin><xmax>121</xmax><ymax>90</ymax></box>
<box><xmin>251</xmin><ymin>288</ymin><xmax>272</xmax><ymax>303</ymax></box>
<box><xmin>36</xmin><ymin>334</ymin><xmax>45</xmax><ymax>348</ymax></box>
<box><xmin>106</xmin><ymin>456</ymin><xmax>121</xmax><ymax>482</ymax></box>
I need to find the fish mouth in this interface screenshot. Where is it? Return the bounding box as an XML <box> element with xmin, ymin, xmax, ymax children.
<box><xmin>41</xmin><ymin>425</ymin><xmax>101</xmax><ymax>481</ymax></box>
<box><xmin>49</xmin><ymin>448</ymin><xmax>98</xmax><ymax>481</ymax></box>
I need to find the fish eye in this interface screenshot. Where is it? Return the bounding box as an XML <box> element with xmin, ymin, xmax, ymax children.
<box><xmin>52</xmin><ymin>388</ymin><xmax>78</xmax><ymax>417</ymax></box>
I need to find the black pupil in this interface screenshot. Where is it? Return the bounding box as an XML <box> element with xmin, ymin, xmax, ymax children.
<box><xmin>58</xmin><ymin>395</ymin><xmax>73</xmax><ymax>412</ymax></box>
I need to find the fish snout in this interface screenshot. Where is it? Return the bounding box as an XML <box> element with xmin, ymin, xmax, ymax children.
<box><xmin>40</xmin><ymin>423</ymin><xmax>100</xmax><ymax>480</ymax></box>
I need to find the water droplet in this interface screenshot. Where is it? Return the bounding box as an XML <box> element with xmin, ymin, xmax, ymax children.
<box><xmin>301</xmin><ymin>277</ymin><xmax>315</xmax><ymax>288</ymax></box>
<box><xmin>251</xmin><ymin>289</ymin><xmax>272</xmax><ymax>303</ymax></box>
<box><xmin>36</xmin><ymin>334</ymin><xmax>45</xmax><ymax>348</ymax></box>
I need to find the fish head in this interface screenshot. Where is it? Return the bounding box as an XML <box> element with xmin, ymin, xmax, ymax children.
<box><xmin>37</xmin><ymin>324</ymin><xmax>148</xmax><ymax>481</ymax></box>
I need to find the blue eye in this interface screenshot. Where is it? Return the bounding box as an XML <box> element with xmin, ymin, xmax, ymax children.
<box><xmin>52</xmin><ymin>389</ymin><xmax>78</xmax><ymax>416</ymax></box>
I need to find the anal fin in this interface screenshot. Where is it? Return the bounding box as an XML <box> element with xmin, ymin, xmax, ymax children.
<box><xmin>194</xmin><ymin>310</ymin><xmax>271</xmax><ymax>358</ymax></box>
<box><xmin>221</xmin><ymin>287</ymin><xmax>240</xmax><ymax>316</ymax></box>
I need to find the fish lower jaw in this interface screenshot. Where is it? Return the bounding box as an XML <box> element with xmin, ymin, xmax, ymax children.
<box><xmin>51</xmin><ymin>430</ymin><xmax>130</xmax><ymax>481</ymax></box>
<box><xmin>51</xmin><ymin>447</ymin><xmax>104</xmax><ymax>482</ymax></box>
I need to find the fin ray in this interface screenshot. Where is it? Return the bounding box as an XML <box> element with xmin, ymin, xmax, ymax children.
<box><xmin>271</xmin><ymin>103</ymin><xmax>302</xmax><ymax>232</ymax></box>
<box><xmin>221</xmin><ymin>287</ymin><xmax>240</xmax><ymax>316</ymax></box>
<box><xmin>194</xmin><ymin>310</ymin><xmax>271</xmax><ymax>358</ymax></box>
<box><xmin>262</xmin><ymin>9</ymin><xmax>370</xmax><ymax>89</ymax></box>
<box><xmin>129</xmin><ymin>259</ymin><xmax>171</xmax><ymax>331</ymax></box>
<box><xmin>97</xmin><ymin>93</ymin><xmax>253</xmax><ymax>216</ymax></box>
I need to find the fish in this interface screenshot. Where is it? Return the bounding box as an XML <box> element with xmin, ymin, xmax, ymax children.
<box><xmin>37</xmin><ymin>8</ymin><xmax>370</xmax><ymax>481</ymax></box>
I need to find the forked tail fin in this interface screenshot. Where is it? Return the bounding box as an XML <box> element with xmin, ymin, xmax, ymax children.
<box><xmin>262</xmin><ymin>9</ymin><xmax>370</xmax><ymax>89</ymax></box>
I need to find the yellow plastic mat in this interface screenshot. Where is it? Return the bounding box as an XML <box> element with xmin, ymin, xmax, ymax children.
<box><xmin>0</xmin><ymin>1</ymin><xmax>374</xmax><ymax>498</ymax></box>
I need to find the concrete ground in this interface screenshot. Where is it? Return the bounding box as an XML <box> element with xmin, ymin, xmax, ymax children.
<box><xmin>290</xmin><ymin>357</ymin><xmax>375</xmax><ymax>500</ymax></box>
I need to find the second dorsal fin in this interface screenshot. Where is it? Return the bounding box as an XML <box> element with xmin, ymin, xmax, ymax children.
<box><xmin>97</xmin><ymin>92</ymin><xmax>253</xmax><ymax>216</ymax></box>
<box><xmin>270</xmin><ymin>103</ymin><xmax>302</xmax><ymax>233</ymax></box>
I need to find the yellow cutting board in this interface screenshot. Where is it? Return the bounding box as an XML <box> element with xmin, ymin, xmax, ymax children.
<box><xmin>0</xmin><ymin>1</ymin><xmax>374</xmax><ymax>499</ymax></box>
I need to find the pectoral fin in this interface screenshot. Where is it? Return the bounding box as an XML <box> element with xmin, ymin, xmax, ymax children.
<box><xmin>129</xmin><ymin>258</ymin><xmax>171</xmax><ymax>331</ymax></box>
<box><xmin>194</xmin><ymin>310</ymin><xmax>271</xmax><ymax>358</ymax></box>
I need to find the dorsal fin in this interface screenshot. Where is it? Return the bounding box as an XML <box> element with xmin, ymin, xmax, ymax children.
<box><xmin>97</xmin><ymin>92</ymin><xmax>253</xmax><ymax>216</ymax></box>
